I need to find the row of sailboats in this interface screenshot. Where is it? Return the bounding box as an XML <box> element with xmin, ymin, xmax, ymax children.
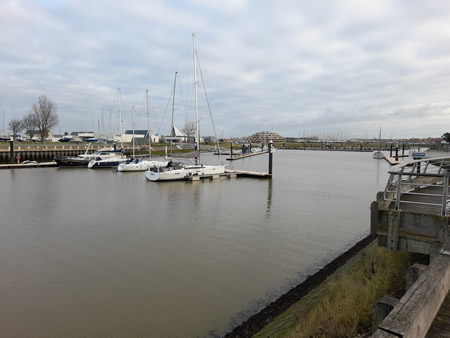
<box><xmin>58</xmin><ymin>33</ymin><xmax>225</xmax><ymax>180</ymax></box>
<box><xmin>145</xmin><ymin>33</ymin><xmax>225</xmax><ymax>181</ymax></box>
<box><xmin>117</xmin><ymin>90</ymin><xmax>169</xmax><ymax>172</ymax></box>
<box><xmin>88</xmin><ymin>89</ymin><xmax>128</xmax><ymax>168</ymax></box>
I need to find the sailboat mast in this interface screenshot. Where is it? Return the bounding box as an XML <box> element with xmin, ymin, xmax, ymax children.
<box><xmin>170</xmin><ymin>72</ymin><xmax>177</xmax><ymax>157</ymax></box>
<box><xmin>132</xmin><ymin>105</ymin><xmax>135</xmax><ymax>158</ymax></box>
<box><xmin>193</xmin><ymin>33</ymin><xmax>200</xmax><ymax>165</ymax></box>
<box><xmin>118</xmin><ymin>88</ymin><xmax>123</xmax><ymax>149</ymax></box>
<box><xmin>378</xmin><ymin>126</ymin><xmax>382</xmax><ymax>151</ymax></box>
<box><xmin>146</xmin><ymin>89</ymin><xmax>152</xmax><ymax>159</ymax></box>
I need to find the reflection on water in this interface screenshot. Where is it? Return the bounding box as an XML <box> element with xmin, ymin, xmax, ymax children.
<box><xmin>266</xmin><ymin>179</ymin><xmax>272</xmax><ymax>216</ymax></box>
<box><xmin>0</xmin><ymin>151</ymin><xmax>391</xmax><ymax>337</ymax></box>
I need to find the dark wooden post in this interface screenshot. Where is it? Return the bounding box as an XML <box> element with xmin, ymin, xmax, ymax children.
<box><xmin>9</xmin><ymin>138</ymin><xmax>14</xmax><ymax>163</ymax></box>
<box><xmin>230</xmin><ymin>141</ymin><xmax>233</xmax><ymax>157</ymax></box>
<box><xmin>390</xmin><ymin>143</ymin><xmax>393</xmax><ymax>157</ymax></box>
<box><xmin>402</xmin><ymin>143</ymin><xmax>405</xmax><ymax>156</ymax></box>
<box><xmin>395</xmin><ymin>143</ymin><xmax>399</xmax><ymax>161</ymax></box>
<box><xmin>268</xmin><ymin>140</ymin><xmax>273</xmax><ymax>175</ymax></box>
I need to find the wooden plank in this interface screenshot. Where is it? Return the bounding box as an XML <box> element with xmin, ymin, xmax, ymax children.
<box><xmin>378</xmin><ymin>243</ymin><xmax>450</xmax><ymax>337</ymax></box>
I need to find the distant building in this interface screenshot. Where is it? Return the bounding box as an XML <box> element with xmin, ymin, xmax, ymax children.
<box><xmin>115</xmin><ymin>130</ymin><xmax>160</xmax><ymax>144</ymax></box>
<box><xmin>163</xmin><ymin>125</ymin><xmax>187</xmax><ymax>143</ymax></box>
<box><xmin>248</xmin><ymin>131</ymin><xmax>285</xmax><ymax>143</ymax></box>
<box><xmin>25</xmin><ymin>130</ymin><xmax>55</xmax><ymax>141</ymax></box>
<box><xmin>71</xmin><ymin>131</ymin><xmax>95</xmax><ymax>139</ymax></box>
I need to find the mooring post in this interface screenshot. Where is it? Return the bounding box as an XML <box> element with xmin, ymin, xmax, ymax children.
<box><xmin>390</xmin><ymin>143</ymin><xmax>393</xmax><ymax>157</ymax></box>
<box><xmin>230</xmin><ymin>141</ymin><xmax>233</xmax><ymax>157</ymax></box>
<box><xmin>268</xmin><ymin>140</ymin><xmax>273</xmax><ymax>175</ymax></box>
<box><xmin>9</xmin><ymin>137</ymin><xmax>14</xmax><ymax>164</ymax></box>
<box><xmin>402</xmin><ymin>143</ymin><xmax>405</xmax><ymax>156</ymax></box>
<box><xmin>395</xmin><ymin>142</ymin><xmax>399</xmax><ymax>161</ymax></box>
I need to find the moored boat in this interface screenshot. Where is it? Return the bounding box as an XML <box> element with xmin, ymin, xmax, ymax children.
<box><xmin>373</xmin><ymin>127</ymin><xmax>385</xmax><ymax>160</ymax></box>
<box><xmin>118</xmin><ymin>158</ymin><xmax>169</xmax><ymax>172</ymax></box>
<box><xmin>145</xmin><ymin>164</ymin><xmax>225</xmax><ymax>181</ymax></box>
<box><xmin>146</xmin><ymin>33</ymin><xmax>225</xmax><ymax>182</ymax></box>
<box><xmin>55</xmin><ymin>147</ymin><xmax>124</xmax><ymax>167</ymax></box>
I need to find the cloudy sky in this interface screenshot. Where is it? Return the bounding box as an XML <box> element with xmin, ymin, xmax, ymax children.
<box><xmin>1</xmin><ymin>0</ymin><xmax>450</xmax><ymax>139</ymax></box>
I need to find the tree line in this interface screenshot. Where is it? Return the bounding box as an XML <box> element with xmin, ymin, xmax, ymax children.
<box><xmin>8</xmin><ymin>95</ymin><xmax>58</xmax><ymax>142</ymax></box>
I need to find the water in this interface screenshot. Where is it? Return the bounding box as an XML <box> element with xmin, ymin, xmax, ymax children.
<box><xmin>0</xmin><ymin>150</ymin><xmax>390</xmax><ymax>337</ymax></box>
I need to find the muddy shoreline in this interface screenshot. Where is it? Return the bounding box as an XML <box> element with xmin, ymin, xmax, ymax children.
<box><xmin>224</xmin><ymin>234</ymin><xmax>377</xmax><ymax>337</ymax></box>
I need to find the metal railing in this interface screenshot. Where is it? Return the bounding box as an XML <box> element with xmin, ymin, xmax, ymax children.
<box><xmin>384</xmin><ymin>157</ymin><xmax>450</xmax><ymax>215</ymax></box>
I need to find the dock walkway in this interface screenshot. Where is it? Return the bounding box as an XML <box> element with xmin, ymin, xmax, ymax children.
<box><xmin>0</xmin><ymin>162</ymin><xmax>58</xmax><ymax>169</ymax></box>
<box><xmin>372</xmin><ymin>156</ymin><xmax>450</xmax><ymax>336</ymax></box>
<box><xmin>226</xmin><ymin>151</ymin><xmax>268</xmax><ymax>161</ymax></box>
<box><xmin>186</xmin><ymin>169</ymin><xmax>271</xmax><ymax>181</ymax></box>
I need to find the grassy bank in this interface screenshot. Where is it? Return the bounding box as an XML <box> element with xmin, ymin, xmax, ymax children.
<box><xmin>254</xmin><ymin>241</ymin><xmax>424</xmax><ymax>337</ymax></box>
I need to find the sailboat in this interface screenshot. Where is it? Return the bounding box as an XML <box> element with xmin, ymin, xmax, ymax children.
<box><xmin>117</xmin><ymin>92</ymin><xmax>169</xmax><ymax>172</ymax></box>
<box><xmin>146</xmin><ymin>33</ymin><xmax>225</xmax><ymax>182</ymax></box>
<box><xmin>88</xmin><ymin>89</ymin><xmax>128</xmax><ymax>168</ymax></box>
<box><xmin>372</xmin><ymin>127</ymin><xmax>385</xmax><ymax>159</ymax></box>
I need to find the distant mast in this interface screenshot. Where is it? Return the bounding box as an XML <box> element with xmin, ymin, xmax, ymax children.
<box><xmin>170</xmin><ymin>72</ymin><xmax>177</xmax><ymax>157</ymax></box>
<box><xmin>146</xmin><ymin>89</ymin><xmax>152</xmax><ymax>159</ymax></box>
<box><xmin>132</xmin><ymin>105</ymin><xmax>135</xmax><ymax>157</ymax></box>
<box><xmin>118</xmin><ymin>88</ymin><xmax>123</xmax><ymax>149</ymax></box>
<box><xmin>193</xmin><ymin>33</ymin><xmax>200</xmax><ymax>165</ymax></box>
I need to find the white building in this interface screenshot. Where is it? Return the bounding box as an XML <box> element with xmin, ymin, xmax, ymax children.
<box><xmin>115</xmin><ymin>130</ymin><xmax>160</xmax><ymax>144</ymax></box>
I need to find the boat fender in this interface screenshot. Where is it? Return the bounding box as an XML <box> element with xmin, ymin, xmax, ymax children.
<box><xmin>16</xmin><ymin>154</ymin><xmax>21</xmax><ymax>164</ymax></box>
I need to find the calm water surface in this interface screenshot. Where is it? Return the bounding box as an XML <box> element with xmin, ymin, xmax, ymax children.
<box><xmin>0</xmin><ymin>150</ymin><xmax>390</xmax><ymax>337</ymax></box>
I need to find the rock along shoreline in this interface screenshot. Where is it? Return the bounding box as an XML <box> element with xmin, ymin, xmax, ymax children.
<box><xmin>224</xmin><ymin>234</ymin><xmax>377</xmax><ymax>338</ymax></box>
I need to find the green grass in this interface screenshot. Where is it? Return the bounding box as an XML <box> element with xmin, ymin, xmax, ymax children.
<box><xmin>254</xmin><ymin>242</ymin><xmax>421</xmax><ymax>337</ymax></box>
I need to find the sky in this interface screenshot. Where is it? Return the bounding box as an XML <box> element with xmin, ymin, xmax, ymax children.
<box><xmin>1</xmin><ymin>0</ymin><xmax>450</xmax><ymax>139</ymax></box>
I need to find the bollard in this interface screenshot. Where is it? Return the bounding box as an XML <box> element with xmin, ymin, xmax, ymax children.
<box><xmin>395</xmin><ymin>142</ymin><xmax>399</xmax><ymax>161</ymax></box>
<box><xmin>268</xmin><ymin>140</ymin><xmax>273</xmax><ymax>175</ymax></box>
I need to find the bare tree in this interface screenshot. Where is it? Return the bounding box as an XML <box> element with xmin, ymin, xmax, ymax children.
<box><xmin>8</xmin><ymin>119</ymin><xmax>24</xmax><ymax>141</ymax></box>
<box><xmin>31</xmin><ymin>95</ymin><xmax>58</xmax><ymax>142</ymax></box>
<box><xmin>22</xmin><ymin>112</ymin><xmax>38</xmax><ymax>141</ymax></box>
<box><xmin>182</xmin><ymin>121</ymin><xmax>196</xmax><ymax>143</ymax></box>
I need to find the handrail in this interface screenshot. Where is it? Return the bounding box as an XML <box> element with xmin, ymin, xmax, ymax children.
<box><xmin>383</xmin><ymin>157</ymin><xmax>450</xmax><ymax>216</ymax></box>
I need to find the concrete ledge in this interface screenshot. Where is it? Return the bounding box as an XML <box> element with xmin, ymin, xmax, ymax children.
<box><xmin>374</xmin><ymin>246</ymin><xmax>450</xmax><ymax>337</ymax></box>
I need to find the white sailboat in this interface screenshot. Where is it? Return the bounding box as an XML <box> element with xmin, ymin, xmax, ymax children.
<box><xmin>117</xmin><ymin>93</ymin><xmax>169</xmax><ymax>172</ymax></box>
<box><xmin>146</xmin><ymin>33</ymin><xmax>225</xmax><ymax>182</ymax></box>
<box><xmin>373</xmin><ymin>127</ymin><xmax>385</xmax><ymax>159</ymax></box>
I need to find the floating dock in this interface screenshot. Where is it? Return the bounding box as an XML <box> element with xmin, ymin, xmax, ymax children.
<box><xmin>0</xmin><ymin>161</ymin><xmax>58</xmax><ymax>169</ymax></box>
<box><xmin>384</xmin><ymin>156</ymin><xmax>401</xmax><ymax>165</ymax></box>
<box><xmin>226</xmin><ymin>151</ymin><xmax>268</xmax><ymax>161</ymax></box>
<box><xmin>186</xmin><ymin>169</ymin><xmax>271</xmax><ymax>181</ymax></box>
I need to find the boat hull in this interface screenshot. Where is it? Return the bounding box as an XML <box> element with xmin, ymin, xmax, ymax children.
<box><xmin>117</xmin><ymin>160</ymin><xmax>169</xmax><ymax>172</ymax></box>
<box><xmin>146</xmin><ymin>165</ymin><xmax>226</xmax><ymax>182</ymax></box>
<box><xmin>55</xmin><ymin>157</ymin><xmax>90</xmax><ymax>167</ymax></box>
<box><xmin>88</xmin><ymin>158</ymin><xmax>128</xmax><ymax>169</ymax></box>
<box><xmin>372</xmin><ymin>151</ymin><xmax>385</xmax><ymax>159</ymax></box>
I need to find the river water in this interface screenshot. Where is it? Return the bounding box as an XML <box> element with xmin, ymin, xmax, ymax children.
<box><xmin>0</xmin><ymin>150</ymin><xmax>390</xmax><ymax>337</ymax></box>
